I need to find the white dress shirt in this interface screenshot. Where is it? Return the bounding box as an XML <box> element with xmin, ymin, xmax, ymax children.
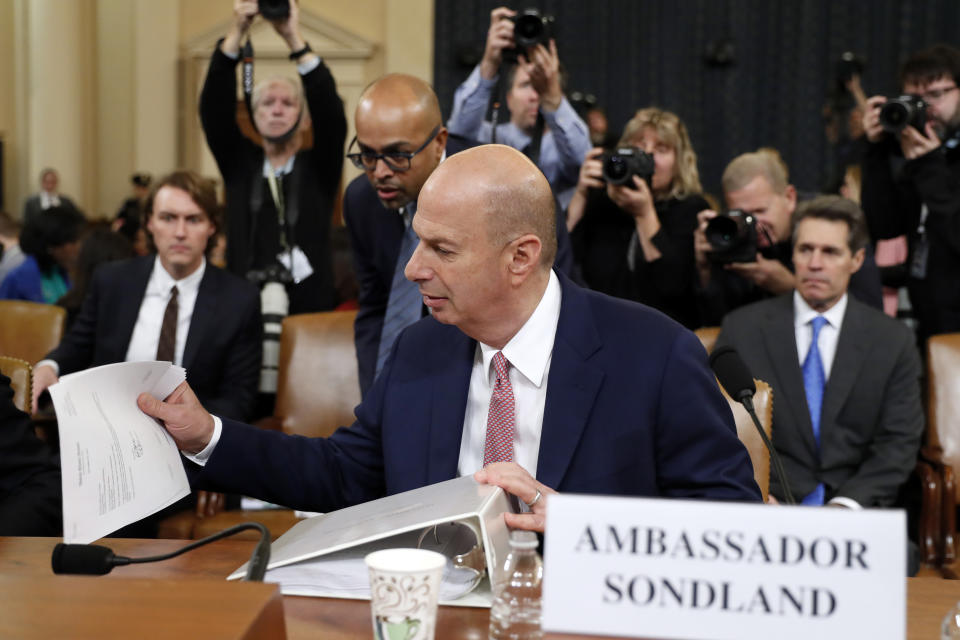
<box><xmin>39</xmin><ymin>191</ymin><xmax>61</xmax><ymax>209</ymax></box>
<box><xmin>125</xmin><ymin>257</ymin><xmax>206</xmax><ymax>366</ymax></box>
<box><xmin>792</xmin><ymin>291</ymin><xmax>860</xmax><ymax>510</ymax></box>
<box><xmin>457</xmin><ymin>270</ymin><xmax>562</xmax><ymax>477</ymax></box>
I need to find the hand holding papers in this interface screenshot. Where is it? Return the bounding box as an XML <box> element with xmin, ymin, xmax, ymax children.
<box><xmin>50</xmin><ymin>361</ymin><xmax>191</xmax><ymax>543</ymax></box>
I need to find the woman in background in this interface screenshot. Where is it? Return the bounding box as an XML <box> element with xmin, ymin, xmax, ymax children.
<box><xmin>0</xmin><ymin>206</ymin><xmax>84</xmax><ymax>304</ymax></box>
<box><xmin>569</xmin><ymin>107</ymin><xmax>708</xmax><ymax>329</ymax></box>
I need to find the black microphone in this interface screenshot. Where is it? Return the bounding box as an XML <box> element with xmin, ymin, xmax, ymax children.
<box><xmin>52</xmin><ymin>522</ymin><xmax>271</xmax><ymax>581</ymax></box>
<box><xmin>709</xmin><ymin>346</ymin><xmax>796</xmax><ymax>505</ymax></box>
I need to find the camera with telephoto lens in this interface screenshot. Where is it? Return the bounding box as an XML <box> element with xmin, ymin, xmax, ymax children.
<box><xmin>602</xmin><ymin>147</ymin><xmax>655</xmax><ymax>189</ymax></box>
<box><xmin>512</xmin><ymin>8</ymin><xmax>555</xmax><ymax>50</ymax></box>
<box><xmin>705</xmin><ymin>209</ymin><xmax>758</xmax><ymax>264</ymax></box>
<box><xmin>259</xmin><ymin>0</ymin><xmax>290</xmax><ymax>20</ymax></box>
<box><xmin>879</xmin><ymin>95</ymin><xmax>927</xmax><ymax>133</ymax></box>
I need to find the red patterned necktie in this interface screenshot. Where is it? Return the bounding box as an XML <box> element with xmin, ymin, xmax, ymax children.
<box><xmin>483</xmin><ymin>351</ymin><xmax>516</xmax><ymax>466</ymax></box>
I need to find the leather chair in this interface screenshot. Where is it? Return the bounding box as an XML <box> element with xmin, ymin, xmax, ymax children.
<box><xmin>0</xmin><ymin>300</ymin><xmax>66</xmax><ymax>365</ymax></box>
<box><xmin>161</xmin><ymin>310</ymin><xmax>361</xmax><ymax>540</ymax></box>
<box><xmin>921</xmin><ymin>334</ymin><xmax>960</xmax><ymax>575</ymax></box>
<box><xmin>0</xmin><ymin>356</ymin><xmax>32</xmax><ymax>414</ymax></box>
<box><xmin>695</xmin><ymin>326</ymin><xmax>721</xmax><ymax>355</ymax></box>
<box><xmin>716</xmin><ymin>378</ymin><xmax>773</xmax><ymax>502</ymax></box>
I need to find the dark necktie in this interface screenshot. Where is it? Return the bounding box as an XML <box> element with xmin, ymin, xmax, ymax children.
<box><xmin>375</xmin><ymin>204</ymin><xmax>421</xmax><ymax>378</ymax></box>
<box><xmin>801</xmin><ymin>316</ymin><xmax>828</xmax><ymax>506</ymax></box>
<box><xmin>483</xmin><ymin>352</ymin><xmax>516</xmax><ymax>466</ymax></box>
<box><xmin>156</xmin><ymin>285</ymin><xmax>179</xmax><ymax>362</ymax></box>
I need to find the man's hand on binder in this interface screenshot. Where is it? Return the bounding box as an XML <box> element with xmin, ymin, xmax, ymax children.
<box><xmin>137</xmin><ymin>381</ymin><xmax>216</xmax><ymax>454</ymax></box>
<box><xmin>474</xmin><ymin>462</ymin><xmax>556</xmax><ymax>533</ymax></box>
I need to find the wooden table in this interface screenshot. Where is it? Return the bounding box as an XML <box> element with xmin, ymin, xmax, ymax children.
<box><xmin>0</xmin><ymin>537</ymin><xmax>955</xmax><ymax>639</ymax></box>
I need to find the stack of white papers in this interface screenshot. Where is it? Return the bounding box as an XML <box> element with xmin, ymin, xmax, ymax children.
<box><xmin>50</xmin><ymin>361</ymin><xmax>191</xmax><ymax>543</ymax></box>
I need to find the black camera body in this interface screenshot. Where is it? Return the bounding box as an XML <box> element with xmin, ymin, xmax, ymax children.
<box><xmin>602</xmin><ymin>147</ymin><xmax>655</xmax><ymax>189</ymax></box>
<box><xmin>247</xmin><ymin>263</ymin><xmax>294</xmax><ymax>286</ymax></box>
<box><xmin>512</xmin><ymin>9</ymin><xmax>555</xmax><ymax>50</ymax></box>
<box><xmin>259</xmin><ymin>0</ymin><xmax>290</xmax><ymax>20</ymax></box>
<box><xmin>705</xmin><ymin>209</ymin><xmax>758</xmax><ymax>264</ymax></box>
<box><xmin>879</xmin><ymin>95</ymin><xmax>927</xmax><ymax>133</ymax></box>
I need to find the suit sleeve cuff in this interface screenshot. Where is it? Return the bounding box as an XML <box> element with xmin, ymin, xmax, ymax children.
<box><xmin>182</xmin><ymin>415</ymin><xmax>223</xmax><ymax>466</ymax></box>
<box><xmin>828</xmin><ymin>496</ymin><xmax>862</xmax><ymax>510</ymax></box>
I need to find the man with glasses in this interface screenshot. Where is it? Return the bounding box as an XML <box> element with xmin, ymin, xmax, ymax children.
<box><xmin>343</xmin><ymin>74</ymin><xmax>574</xmax><ymax>397</ymax></box>
<box><xmin>861</xmin><ymin>44</ymin><xmax>960</xmax><ymax>342</ymax></box>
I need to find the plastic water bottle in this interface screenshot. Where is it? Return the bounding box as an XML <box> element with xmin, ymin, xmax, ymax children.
<box><xmin>489</xmin><ymin>530</ymin><xmax>543</xmax><ymax>640</ymax></box>
<box><xmin>943</xmin><ymin>601</ymin><xmax>960</xmax><ymax>639</ymax></box>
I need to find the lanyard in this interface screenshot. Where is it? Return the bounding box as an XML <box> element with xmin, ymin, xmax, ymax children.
<box><xmin>266</xmin><ymin>168</ymin><xmax>290</xmax><ymax>252</ymax></box>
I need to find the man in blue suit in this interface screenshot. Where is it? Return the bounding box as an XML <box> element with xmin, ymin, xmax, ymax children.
<box><xmin>343</xmin><ymin>74</ymin><xmax>575</xmax><ymax>397</ymax></box>
<box><xmin>140</xmin><ymin>145</ymin><xmax>760</xmax><ymax>532</ymax></box>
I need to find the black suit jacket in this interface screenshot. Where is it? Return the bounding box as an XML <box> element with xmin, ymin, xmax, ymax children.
<box><xmin>0</xmin><ymin>373</ymin><xmax>61</xmax><ymax>535</ymax></box>
<box><xmin>716</xmin><ymin>294</ymin><xmax>923</xmax><ymax>506</ymax></box>
<box><xmin>46</xmin><ymin>255</ymin><xmax>262</xmax><ymax>421</ymax></box>
<box><xmin>22</xmin><ymin>193</ymin><xmax>79</xmax><ymax>225</ymax></box>
<box><xmin>343</xmin><ymin>134</ymin><xmax>577</xmax><ymax>396</ymax></box>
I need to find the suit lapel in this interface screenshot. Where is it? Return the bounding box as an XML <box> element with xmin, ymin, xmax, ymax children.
<box><xmin>425</xmin><ymin>330</ymin><xmax>475</xmax><ymax>484</ymax></box>
<box><xmin>182</xmin><ymin>266</ymin><xmax>218</xmax><ymax>371</ymax></box>
<box><xmin>536</xmin><ymin>276</ymin><xmax>604</xmax><ymax>489</ymax></box>
<box><xmin>760</xmin><ymin>296</ymin><xmax>819</xmax><ymax>457</ymax></box>
<box><xmin>821</xmin><ymin>300</ymin><xmax>868</xmax><ymax>432</ymax></box>
<box><xmin>111</xmin><ymin>257</ymin><xmax>153</xmax><ymax>362</ymax></box>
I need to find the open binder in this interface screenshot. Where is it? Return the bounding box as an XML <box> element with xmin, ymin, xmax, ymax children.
<box><xmin>227</xmin><ymin>475</ymin><xmax>517</xmax><ymax>607</ymax></box>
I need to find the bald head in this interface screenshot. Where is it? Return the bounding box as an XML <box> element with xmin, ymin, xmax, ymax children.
<box><xmin>357</xmin><ymin>74</ymin><xmax>442</xmax><ymax>131</ymax></box>
<box><xmin>423</xmin><ymin>145</ymin><xmax>557</xmax><ymax>268</ymax></box>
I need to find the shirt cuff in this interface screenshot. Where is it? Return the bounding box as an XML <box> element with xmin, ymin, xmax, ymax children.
<box><xmin>221</xmin><ymin>47</ymin><xmax>239</xmax><ymax>60</ymax></box>
<box><xmin>541</xmin><ymin>96</ymin><xmax>579</xmax><ymax>128</ymax></box>
<box><xmin>182</xmin><ymin>415</ymin><xmax>223</xmax><ymax>466</ymax></box>
<box><xmin>297</xmin><ymin>56</ymin><xmax>321</xmax><ymax>75</ymax></box>
<box><xmin>827</xmin><ymin>496</ymin><xmax>862</xmax><ymax>510</ymax></box>
<box><xmin>35</xmin><ymin>359</ymin><xmax>59</xmax><ymax>375</ymax></box>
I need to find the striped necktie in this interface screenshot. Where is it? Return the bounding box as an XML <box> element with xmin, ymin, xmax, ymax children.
<box><xmin>483</xmin><ymin>352</ymin><xmax>516</xmax><ymax>466</ymax></box>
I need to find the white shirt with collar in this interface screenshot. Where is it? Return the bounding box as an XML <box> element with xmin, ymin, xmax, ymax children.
<box><xmin>125</xmin><ymin>257</ymin><xmax>207</xmax><ymax>366</ymax></box>
<box><xmin>792</xmin><ymin>290</ymin><xmax>860</xmax><ymax>510</ymax></box>
<box><xmin>40</xmin><ymin>191</ymin><xmax>61</xmax><ymax>209</ymax></box>
<box><xmin>457</xmin><ymin>270</ymin><xmax>562</xmax><ymax>477</ymax></box>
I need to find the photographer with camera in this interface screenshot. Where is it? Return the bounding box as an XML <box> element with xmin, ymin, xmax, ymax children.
<box><xmin>569</xmin><ymin>108</ymin><xmax>708</xmax><ymax>329</ymax></box>
<box><xmin>860</xmin><ymin>44</ymin><xmax>960</xmax><ymax>343</ymax></box>
<box><xmin>200</xmin><ymin>0</ymin><xmax>346</xmax><ymax>315</ymax></box>
<box><xmin>447</xmin><ymin>6</ymin><xmax>591</xmax><ymax>209</ymax></box>
<box><xmin>695</xmin><ymin>149</ymin><xmax>882</xmax><ymax>326</ymax></box>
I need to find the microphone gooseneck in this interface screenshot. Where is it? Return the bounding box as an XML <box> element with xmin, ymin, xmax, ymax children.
<box><xmin>709</xmin><ymin>346</ymin><xmax>796</xmax><ymax>505</ymax></box>
<box><xmin>51</xmin><ymin>522</ymin><xmax>271</xmax><ymax>581</ymax></box>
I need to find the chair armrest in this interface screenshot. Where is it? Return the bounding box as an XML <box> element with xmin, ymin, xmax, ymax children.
<box><xmin>943</xmin><ymin>464</ymin><xmax>957</xmax><ymax>567</ymax></box>
<box><xmin>914</xmin><ymin>459</ymin><xmax>942</xmax><ymax>567</ymax></box>
<box><xmin>253</xmin><ymin>415</ymin><xmax>283</xmax><ymax>431</ymax></box>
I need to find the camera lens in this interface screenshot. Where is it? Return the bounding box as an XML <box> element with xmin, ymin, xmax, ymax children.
<box><xmin>603</xmin><ymin>155</ymin><xmax>630</xmax><ymax>183</ymax></box>
<box><xmin>880</xmin><ymin>102</ymin><xmax>909</xmax><ymax>131</ymax></box>
<box><xmin>705</xmin><ymin>216</ymin><xmax>741</xmax><ymax>251</ymax></box>
<box><xmin>514</xmin><ymin>13</ymin><xmax>544</xmax><ymax>49</ymax></box>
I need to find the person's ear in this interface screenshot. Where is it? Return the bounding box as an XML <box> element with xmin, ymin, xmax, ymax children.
<box><xmin>850</xmin><ymin>247</ymin><xmax>865</xmax><ymax>274</ymax></box>
<box><xmin>507</xmin><ymin>233</ymin><xmax>542</xmax><ymax>279</ymax></box>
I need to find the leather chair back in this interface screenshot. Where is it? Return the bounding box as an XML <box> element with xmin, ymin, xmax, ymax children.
<box><xmin>695</xmin><ymin>326</ymin><xmax>721</xmax><ymax>354</ymax></box>
<box><xmin>274</xmin><ymin>310</ymin><xmax>361</xmax><ymax>438</ymax></box>
<box><xmin>0</xmin><ymin>300</ymin><xmax>66</xmax><ymax>365</ymax></box>
<box><xmin>0</xmin><ymin>356</ymin><xmax>32</xmax><ymax>414</ymax></box>
<box><xmin>927</xmin><ymin>334</ymin><xmax>960</xmax><ymax>501</ymax></box>
<box><xmin>719</xmin><ymin>378</ymin><xmax>773</xmax><ymax>502</ymax></box>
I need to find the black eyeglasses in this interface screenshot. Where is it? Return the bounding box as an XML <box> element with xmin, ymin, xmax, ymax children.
<box><xmin>346</xmin><ymin>125</ymin><xmax>442</xmax><ymax>172</ymax></box>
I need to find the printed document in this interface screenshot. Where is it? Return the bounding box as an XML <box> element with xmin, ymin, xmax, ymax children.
<box><xmin>50</xmin><ymin>361</ymin><xmax>191</xmax><ymax>543</ymax></box>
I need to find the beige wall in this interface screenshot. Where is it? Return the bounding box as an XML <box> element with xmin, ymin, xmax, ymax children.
<box><xmin>0</xmin><ymin>0</ymin><xmax>433</xmax><ymax>221</ymax></box>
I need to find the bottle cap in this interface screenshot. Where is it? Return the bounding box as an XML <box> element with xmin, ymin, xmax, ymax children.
<box><xmin>508</xmin><ymin>530</ymin><xmax>539</xmax><ymax>549</ymax></box>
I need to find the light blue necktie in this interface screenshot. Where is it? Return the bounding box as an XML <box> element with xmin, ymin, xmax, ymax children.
<box><xmin>375</xmin><ymin>203</ymin><xmax>421</xmax><ymax>378</ymax></box>
<box><xmin>801</xmin><ymin>316</ymin><xmax>828</xmax><ymax>506</ymax></box>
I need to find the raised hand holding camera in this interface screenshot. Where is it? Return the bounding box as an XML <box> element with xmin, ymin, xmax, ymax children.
<box><xmin>480</xmin><ymin>7</ymin><xmax>517</xmax><ymax>80</ymax></box>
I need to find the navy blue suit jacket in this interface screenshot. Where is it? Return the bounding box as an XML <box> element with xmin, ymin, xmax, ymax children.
<box><xmin>197</xmin><ymin>273</ymin><xmax>761</xmax><ymax>511</ymax></box>
<box><xmin>343</xmin><ymin>134</ymin><xmax>578</xmax><ymax>397</ymax></box>
<box><xmin>46</xmin><ymin>255</ymin><xmax>263</xmax><ymax>422</ymax></box>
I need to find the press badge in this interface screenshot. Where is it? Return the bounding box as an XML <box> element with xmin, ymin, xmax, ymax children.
<box><xmin>278</xmin><ymin>246</ymin><xmax>314</xmax><ymax>283</ymax></box>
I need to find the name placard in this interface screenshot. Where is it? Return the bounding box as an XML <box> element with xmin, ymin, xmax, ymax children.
<box><xmin>542</xmin><ymin>495</ymin><xmax>904</xmax><ymax>639</ymax></box>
